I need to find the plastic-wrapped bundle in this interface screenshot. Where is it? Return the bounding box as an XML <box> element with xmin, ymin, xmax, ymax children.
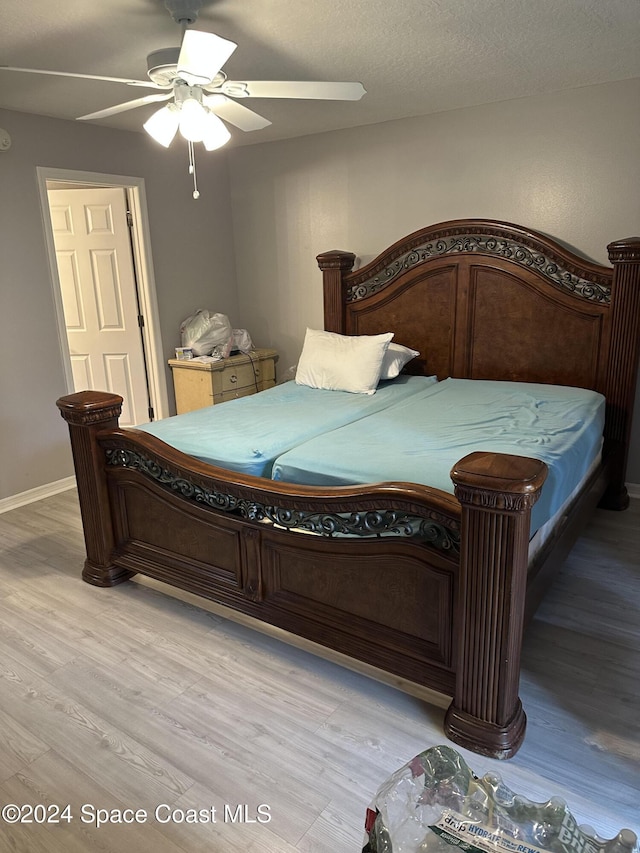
<box><xmin>180</xmin><ymin>310</ymin><xmax>233</xmax><ymax>357</ymax></box>
<box><xmin>363</xmin><ymin>745</ymin><xmax>637</xmax><ymax>853</ymax></box>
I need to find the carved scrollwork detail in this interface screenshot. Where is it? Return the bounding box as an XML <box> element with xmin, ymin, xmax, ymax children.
<box><xmin>106</xmin><ymin>448</ymin><xmax>460</xmax><ymax>553</ymax></box>
<box><xmin>346</xmin><ymin>234</ymin><xmax>611</xmax><ymax>303</ymax></box>
<box><xmin>454</xmin><ymin>484</ymin><xmax>540</xmax><ymax>512</ymax></box>
<box><xmin>59</xmin><ymin>403</ymin><xmax>123</xmax><ymax>426</ymax></box>
<box><xmin>259</xmin><ymin>506</ymin><xmax>460</xmax><ymax>551</ymax></box>
<box><xmin>106</xmin><ymin>449</ymin><xmax>239</xmax><ymax>511</ymax></box>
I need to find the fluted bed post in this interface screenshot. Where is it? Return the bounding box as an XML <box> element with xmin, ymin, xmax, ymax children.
<box><xmin>601</xmin><ymin>237</ymin><xmax>640</xmax><ymax>510</ymax></box>
<box><xmin>56</xmin><ymin>390</ymin><xmax>132</xmax><ymax>587</ymax></box>
<box><xmin>446</xmin><ymin>451</ymin><xmax>548</xmax><ymax>759</ymax></box>
<box><xmin>317</xmin><ymin>250</ymin><xmax>356</xmax><ymax>333</ymax></box>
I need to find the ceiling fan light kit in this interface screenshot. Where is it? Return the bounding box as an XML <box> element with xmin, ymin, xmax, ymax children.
<box><xmin>143</xmin><ymin>84</ymin><xmax>231</xmax><ymax>146</ymax></box>
<box><xmin>1</xmin><ymin>0</ymin><xmax>365</xmax><ymax>197</ymax></box>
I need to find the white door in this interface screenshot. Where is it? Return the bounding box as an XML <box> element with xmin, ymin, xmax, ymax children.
<box><xmin>48</xmin><ymin>186</ymin><xmax>151</xmax><ymax>426</ymax></box>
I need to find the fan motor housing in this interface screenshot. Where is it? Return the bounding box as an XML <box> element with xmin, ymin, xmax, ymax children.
<box><xmin>147</xmin><ymin>48</ymin><xmax>181</xmax><ymax>86</ymax></box>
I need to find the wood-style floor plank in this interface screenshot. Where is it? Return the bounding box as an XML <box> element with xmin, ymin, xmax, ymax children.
<box><xmin>0</xmin><ymin>749</ymin><xmax>188</xmax><ymax>853</ymax></box>
<box><xmin>0</xmin><ymin>489</ymin><xmax>637</xmax><ymax>851</ymax></box>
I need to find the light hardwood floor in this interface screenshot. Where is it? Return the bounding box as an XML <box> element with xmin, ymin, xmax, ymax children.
<box><xmin>0</xmin><ymin>490</ymin><xmax>637</xmax><ymax>851</ymax></box>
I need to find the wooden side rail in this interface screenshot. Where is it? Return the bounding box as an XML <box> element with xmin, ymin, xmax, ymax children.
<box><xmin>447</xmin><ymin>451</ymin><xmax>548</xmax><ymax>758</ymax></box>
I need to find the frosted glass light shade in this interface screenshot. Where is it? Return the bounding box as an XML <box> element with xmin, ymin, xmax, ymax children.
<box><xmin>202</xmin><ymin>111</ymin><xmax>231</xmax><ymax>151</ymax></box>
<box><xmin>143</xmin><ymin>105</ymin><xmax>180</xmax><ymax>147</ymax></box>
<box><xmin>179</xmin><ymin>98</ymin><xmax>206</xmax><ymax>142</ymax></box>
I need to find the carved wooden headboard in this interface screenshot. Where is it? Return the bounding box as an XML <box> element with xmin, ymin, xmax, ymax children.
<box><xmin>317</xmin><ymin>219</ymin><xmax>640</xmax><ymax>506</ymax></box>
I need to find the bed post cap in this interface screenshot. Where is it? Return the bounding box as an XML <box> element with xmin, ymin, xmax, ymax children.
<box><xmin>607</xmin><ymin>237</ymin><xmax>640</xmax><ymax>263</ymax></box>
<box><xmin>316</xmin><ymin>250</ymin><xmax>356</xmax><ymax>271</ymax></box>
<box><xmin>451</xmin><ymin>452</ymin><xmax>548</xmax><ymax>510</ymax></box>
<box><xmin>56</xmin><ymin>390</ymin><xmax>123</xmax><ymax>425</ymax></box>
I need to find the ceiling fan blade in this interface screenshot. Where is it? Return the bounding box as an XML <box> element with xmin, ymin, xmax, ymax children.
<box><xmin>203</xmin><ymin>95</ymin><xmax>271</xmax><ymax>131</ymax></box>
<box><xmin>0</xmin><ymin>65</ymin><xmax>165</xmax><ymax>89</ymax></box>
<box><xmin>77</xmin><ymin>93</ymin><xmax>172</xmax><ymax>121</ymax></box>
<box><xmin>177</xmin><ymin>30</ymin><xmax>237</xmax><ymax>86</ymax></box>
<box><xmin>221</xmin><ymin>80</ymin><xmax>366</xmax><ymax>100</ymax></box>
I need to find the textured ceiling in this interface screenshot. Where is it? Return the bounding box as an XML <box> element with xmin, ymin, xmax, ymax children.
<box><xmin>1</xmin><ymin>0</ymin><xmax>639</xmax><ymax>147</ymax></box>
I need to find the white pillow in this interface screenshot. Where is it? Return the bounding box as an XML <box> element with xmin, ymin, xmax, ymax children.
<box><xmin>380</xmin><ymin>343</ymin><xmax>420</xmax><ymax>380</ymax></box>
<box><xmin>295</xmin><ymin>328</ymin><xmax>393</xmax><ymax>394</ymax></box>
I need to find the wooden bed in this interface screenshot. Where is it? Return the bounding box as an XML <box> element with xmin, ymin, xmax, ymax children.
<box><xmin>57</xmin><ymin>219</ymin><xmax>640</xmax><ymax>759</ymax></box>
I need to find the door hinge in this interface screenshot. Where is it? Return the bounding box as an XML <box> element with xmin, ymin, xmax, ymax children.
<box><xmin>126</xmin><ymin>210</ymin><xmax>134</xmax><ymax>227</ymax></box>
<box><xmin>137</xmin><ymin>314</ymin><xmax>145</xmax><ymax>327</ymax></box>
<box><xmin>148</xmin><ymin>406</ymin><xmax>155</xmax><ymax>421</ymax></box>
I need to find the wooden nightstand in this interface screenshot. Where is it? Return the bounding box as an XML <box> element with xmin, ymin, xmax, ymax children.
<box><xmin>168</xmin><ymin>348</ymin><xmax>278</xmax><ymax>414</ymax></box>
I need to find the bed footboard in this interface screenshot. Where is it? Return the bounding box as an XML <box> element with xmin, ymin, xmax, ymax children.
<box><xmin>57</xmin><ymin>391</ymin><xmax>548</xmax><ymax>759</ymax></box>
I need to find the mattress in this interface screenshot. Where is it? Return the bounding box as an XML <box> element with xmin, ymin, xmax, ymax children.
<box><xmin>271</xmin><ymin>378</ymin><xmax>606</xmax><ymax>533</ymax></box>
<box><xmin>137</xmin><ymin>374</ymin><xmax>437</xmax><ymax>477</ymax></box>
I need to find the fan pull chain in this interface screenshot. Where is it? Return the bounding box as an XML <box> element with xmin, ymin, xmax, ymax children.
<box><xmin>188</xmin><ymin>140</ymin><xmax>200</xmax><ymax>199</ymax></box>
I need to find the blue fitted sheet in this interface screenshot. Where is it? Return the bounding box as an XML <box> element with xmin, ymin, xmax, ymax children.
<box><xmin>271</xmin><ymin>378</ymin><xmax>606</xmax><ymax>533</ymax></box>
<box><xmin>137</xmin><ymin>374</ymin><xmax>437</xmax><ymax>477</ymax></box>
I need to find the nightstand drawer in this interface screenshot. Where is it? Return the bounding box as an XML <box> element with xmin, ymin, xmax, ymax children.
<box><xmin>219</xmin><ymin>357</ymin><xmax>276</xmax><ymax>395</ymax></box>
<box><xmin>216</xmin><ymin>385</ymin><xmax>259</xmax><ymax>404</ymax></box>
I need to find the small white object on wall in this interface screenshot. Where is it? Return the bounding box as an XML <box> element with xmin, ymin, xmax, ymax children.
<box><xmin>0</xmin><ymin>129</ymin><xmax>11</xmax><ymax>151</ymax></box>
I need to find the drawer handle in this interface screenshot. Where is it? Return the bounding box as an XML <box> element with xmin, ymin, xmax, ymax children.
<box><xmin>230</xmin><ymin>374</ymin><xmax>237</xmax><ymax>384</ymax></box>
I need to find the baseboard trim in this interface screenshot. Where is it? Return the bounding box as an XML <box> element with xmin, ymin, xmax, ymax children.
<box><xmin>0</xmin><ymin>476</ymin><xmax>76</xmax><ymax>514</ymax></box>
<box><xmin>627</xmin><ymin>482</ymin><xmax>640</xmax><ymax>500</ymax></box>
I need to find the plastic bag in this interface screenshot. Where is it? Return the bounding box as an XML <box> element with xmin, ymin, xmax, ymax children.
<box><xmin>180</xmin><ymin>310</ymin><xmax>233</xmax><ymax>357</ymax></box>
<box><xmin>232</xmin><ymin>328</ymin><xmax>254</xmax><ymax>354</ymax></box>
<box><xmin>363</xmin><ymin>745</ymin><xmax>637</xmax><ymax>853</ymax></box>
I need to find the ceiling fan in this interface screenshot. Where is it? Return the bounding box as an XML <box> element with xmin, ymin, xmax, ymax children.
<box><xmin>0</xmin><ymin>0</ymin><xmax>366</xmax><ymax>154</ymax></box>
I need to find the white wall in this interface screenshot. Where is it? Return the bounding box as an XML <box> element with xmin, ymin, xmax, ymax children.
<box><xmin>0</xmin><ymin>109</ymin><xmax>238</xmax><ymax>501</ymax></box>
<box><xmin>229</xmin><ymin>78</ymin><xmax>640</xmax><ymax>483</ymax></box>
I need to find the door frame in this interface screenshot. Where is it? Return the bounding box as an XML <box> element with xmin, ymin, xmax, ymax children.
<box><xmin>37</xmin><ymin>166</ymin><xmax>169</xmax><ymax>420</ymax></box>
